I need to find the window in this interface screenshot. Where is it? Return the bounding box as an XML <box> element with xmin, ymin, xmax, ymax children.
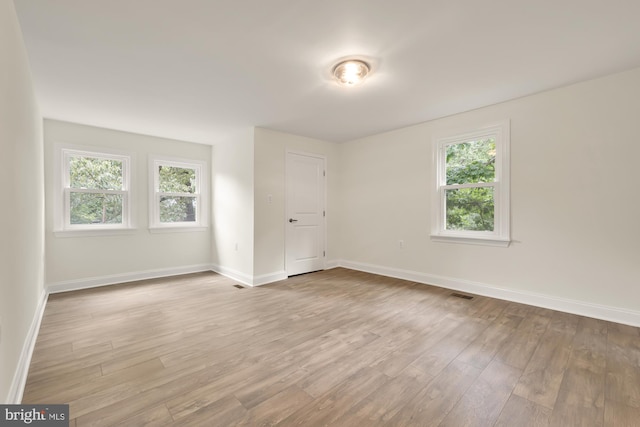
<box><xmin>57</xmin><ymin>147</ymin><xmax>132</xmax><ymax>233</ymax></box>
<box><xmin>149</xmin><ymin>157</ymin><xmax>207</xmax><ymax>231</ymax></box>
<box><xmin>431</xmin><ymin>121</ymin><xmax>510</xmax><ymax>246</ymax></box>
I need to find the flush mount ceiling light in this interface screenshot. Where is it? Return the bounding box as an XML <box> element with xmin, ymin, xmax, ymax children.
<box><xmin>332</xmin><ymin>59</ymin><xmax>370</xmax><ymax>87</ymax></box>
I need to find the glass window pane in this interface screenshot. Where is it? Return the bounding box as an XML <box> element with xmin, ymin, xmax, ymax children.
<box><xmin>446</xmin><ymin>138</ymin><xmax>496</xmax><ymax>185</ymax></box>
<box><xmin>159</xmin><ymin>166</ymin><xmax>197</xmax><ymax>193</ymax></box>
<box><xmin>70</xmin><ymin>192</ymin><xmax>123</xmax><ymax>224</ymax></box>
<box><xmin>160</xmin><ymin>196</ymin><xmax>197</xmax><ymax>223</ymax></box>
<box><xmin>446</xmin><ymin>187</ymin><xmax>494</xmax><ymax>231</ymax></box>
<box><xmin>70</xmin><ymin>156</ymin><xmax>123</xmax><ymax>190</ymax></box>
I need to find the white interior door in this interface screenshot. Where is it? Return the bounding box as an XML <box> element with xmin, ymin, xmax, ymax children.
<box><xmin>286</xmin><ymin>152</ymin><xmax>326</xmax><ymax>276</ymax></box>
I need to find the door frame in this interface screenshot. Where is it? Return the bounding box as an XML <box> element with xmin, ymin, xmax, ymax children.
<box><xmin>285</xmin><ymin>150</ymin><xmax>327</xmax><ymax>276</ymax></box>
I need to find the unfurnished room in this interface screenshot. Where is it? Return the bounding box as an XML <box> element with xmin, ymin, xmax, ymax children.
<box><xmin>1</xmin><ymin>0</ymin><xmax>640</xmax><ymax>426</ymax></box>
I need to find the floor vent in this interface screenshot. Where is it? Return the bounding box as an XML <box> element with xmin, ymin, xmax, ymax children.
<box><xmin>451</xmin><ymin>292</ymin><xmax>474</xmax><ymax>300</ymax></box>
<box><xmin>233</xmin><ymin>284</ymin><xmax>245</xmax><ymax>289</ymax></box>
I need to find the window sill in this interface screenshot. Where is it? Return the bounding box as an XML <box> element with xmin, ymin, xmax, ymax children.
<box><xmin>148</xmin><ymin>226</ymin><xmax>208</xmax><ymax>234</ymax></box>
<box><xmin>54</xmin><ymin>228</ymin><xmax>137</xmax><ymax>238</ymax></box>
<box><xmin>430</xmin><ymin>234</ymin><xmax>510</xmax><ymax>247</ymax></box>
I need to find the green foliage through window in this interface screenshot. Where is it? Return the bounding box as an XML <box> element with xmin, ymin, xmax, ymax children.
<box><xmin>70</xmin><ymin>193</ymin><xmax>122</xmax><ymax>224</ymax></box>
<box><xmin>160</xmin><ymin>196</ymin><xmax>197</xmax><ymax>222</ymax></box>
<box><xmin>70</xmin><ymin>156</ymin><xmax>123</xmax><ymax>190</ymax></box>
<box><xmin>446</xmin><ymin>188</ymin><xmax>494</xmax><ymax>231</ymax></box>
<box><xmin>159</xmin><ymin>166</ymin><xmax>196</xmax><ymax>193</ymax></box>
<box><xmin>446</xmin><ymin>138</ymin><xmax>495</xmax><ymax>185</ymax></box>
<box><xmin>157</xmin><ymin>165</ymin><xmax>198</xmax><ymax>223</ymax></box>
<box><xmin>68</xmin><ymin>155</ymin><xmax>124</xmax><ymax>225</ymax></box>
<box><xmin>444</xmin><ymin>139</ymin><xmax>496</xmax><ymax>232</ymax></box>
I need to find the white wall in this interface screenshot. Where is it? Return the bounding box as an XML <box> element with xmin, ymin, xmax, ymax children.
<box><xmin>211</xmin><ymin>129</ymin><xmax>255</xmax><ymax>284</ymax></box>
<box><xmin>44</xmin><ymin>120</ymin><xmax>212</xmax><ymax>288</ymax></box>
<box><xmin>0</xmin><ymin>0</ymin><xmax>45</xmax><ymax>403</ymax></box>
<box><xmin>338</xmin><ymin>67</ymin><xmax>640</xmax><ymax>321</ymax></box>
<box><xmin>253</xmin><ymin>128</ymin><xmax>339</xmax><ymax>280</ymax></box>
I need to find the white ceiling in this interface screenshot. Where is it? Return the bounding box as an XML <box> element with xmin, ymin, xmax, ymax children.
<box><xmin>13</xmin><ymin>0</ymin><xmax>640</xmax><ymax>144</ymax></box>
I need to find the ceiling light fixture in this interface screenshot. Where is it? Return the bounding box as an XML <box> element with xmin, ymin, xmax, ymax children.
<box><xmin>332</xmin><ymin>59</ymin><xmax>370</xmax><ymax>87</ymax></box>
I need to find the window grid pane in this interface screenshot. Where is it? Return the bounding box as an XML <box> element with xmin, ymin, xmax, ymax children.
<box><xmin>158</xmin><ymin>166</ymin><xmax>197</xmax><ymax>194</ymax></box>
<box><xmin>70</xmin><ymin>156</ymin><xmax>123</xmax><ymax>190</ymax></box>
<box><xmin>159</xmin><ymin>196</ymin><xmax>197</xmax><ymax>223</ymax></box>
<box><xmin>151</xmin><ymin>158</ymin><xmax>206</xmax><ymax>229</ymax></box>
<box><xmin>445</xmin><ymin>138</ymin><xmax>496</xmax><ymax>185</ymax></box>
<box><xmin>445</xmin><ymin>187</ymin><xmax>495</xmax><ymax>231</ymax></box>
<box><xmin>69</xmin><ymin>191</ymin><xmax>123</xmax><ymax>225</ymax></box>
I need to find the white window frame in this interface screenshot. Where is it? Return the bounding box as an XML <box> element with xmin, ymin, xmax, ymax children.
<box><xmin>431</xmin><ymin>120</ymin><xmax>510</xmax><ymax>247</ymax></box>
<box><xmin>149</xmin><ymin>156</ymin><xmax>208</xmax><ymax>232</ymax></box>
<box><xmin>54</xmin><ymin>145</ymin><xmax>134</xmax><ymax>236</ymax></box>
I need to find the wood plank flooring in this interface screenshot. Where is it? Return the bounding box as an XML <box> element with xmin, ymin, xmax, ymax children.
<box><xmin>22</xmin><ymin>268</ymin><xmax>640</xmax><ymax>426</ymax></box>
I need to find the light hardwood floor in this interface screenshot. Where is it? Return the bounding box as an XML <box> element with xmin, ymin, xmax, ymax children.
<box><xmin>23</xmin><ymin>268</ymin><xmax>640</xmax><ymax>426</ymax></box>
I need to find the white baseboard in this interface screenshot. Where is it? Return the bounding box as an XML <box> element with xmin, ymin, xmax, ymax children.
<box><xmin>338</xmin><ymin>259</ymin><xmax>640</xmax><ymax>328</ymax></box>
<box><xmin>46</xmin><ymin>263</ymin><xmax>285</xmax><ymax>293</ymax></box>
<box><xmin>210</xmin><ymin>265</ymin><xmax>287</xmax><ymax>287</ymax></box>
<box><xmin>325</xmin><ymin>259</ymin><xmax>340</xmax><ymax>269</ymax></box>
<box><xmin>47</xmin><ymin>264</ymin><xmax>213</xmax><ymax>294</ymax></box>
<box><xmin>210</xmin><ymin>264</ymin><xmax>254</xmax><ymax>287</ymax></box>
<box><xmin>6</xmin><ymin>289</ymin><xmax>48</xmax><ymax>404</ymax></box>
<box><xmin>253</xmin><ymin>270</ymin><xmax>287</xmax><ymax>287</ymax></box>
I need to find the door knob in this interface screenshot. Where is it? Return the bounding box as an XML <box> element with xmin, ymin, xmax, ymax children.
<box><xmin>289</xmin><ymin>218</ymin><xmax>298</xmax><ymax>223</ymax></box>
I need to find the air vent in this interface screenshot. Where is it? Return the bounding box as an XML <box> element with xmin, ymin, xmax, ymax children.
<box><xmin>451</xmin><ymin>292</ymin><xmax>474</xmax><ymax>300</ymax></box>
<box><xmin>233</xmin><ymin>284</ymin><xmax>245</xmax><ymax>289</ymax></box>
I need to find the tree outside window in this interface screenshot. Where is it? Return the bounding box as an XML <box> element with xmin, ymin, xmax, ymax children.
<box><xmin>432</xmin><ymin>121</ymin><xmax>510</xmax><ymax>246</ymax></box>
<box><xmin>59</xmin><ymin>148</ymin><xmax>131</xmax><ymax>231</ymax></box>
<box><xmin>158</xmin><ymin>165</ymin><xmax>197</xmax><ymax>223</ymax></box>
<box><xmin>68</xmin><ymin>156</ymin><xmax>124</xmax><ymax>225</ymax></box>
<box><xmin>150</xmin><ymin>157</ymin><xmax>207</xmax><ymax>230</ymax></box>
<box><xmin>444</xmin><ymin>138</ymin><xmax>496</xmax><ymax>231</ymax></box>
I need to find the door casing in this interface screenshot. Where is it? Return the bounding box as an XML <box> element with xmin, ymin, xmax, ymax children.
<box><xmin>285</xmin><ymin>150</ymin><xmax>326</xmax><ymax>276</ymax></box>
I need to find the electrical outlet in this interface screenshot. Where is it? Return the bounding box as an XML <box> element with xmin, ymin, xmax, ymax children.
<box><xmin>399</xmin><ymin>240</ymin><xmax>404</xmax><ymax>249</ymax></box>
<box><xmin>235</xmin><ymin>243</ymin><xmax>238</xmax><ymax>251</ymax></box>
<box><xmin>267</xmin><ymin>194</ymin><xmax>273</xmax><ymax>204</ymax></box>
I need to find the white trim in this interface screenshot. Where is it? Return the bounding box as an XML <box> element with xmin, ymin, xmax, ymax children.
<box><xmin>253</xmin><ymin>271</ymin><xmax>288</xmax><ymax>287</ymax></box>
<box><xmin>46</xmin><ymin>264</ymin><xmax>286</xmax><ymax>295</ymax></box>
<box><xmin>429</xmin><ymin>235</ymin><xmax>510</xmax><ymax>247</ymax></box>
<box><xmin>285</xmin><ymin>150</ymin><xmax>327</xmax><ymax>276</ymax></box>
<box><xmin>337</xmin><ymin>260</ymin><xmax>640</xmax><ymax>328</ymax></box>
<box><xmin>54</xmin><ymin>228</ymin><xmax>137</xmax><ymax>238</ymax></box>
<box><xmin>325</xmin><ymin>259</ymin><xmax>341</xmax><ymax>269</ymax></box>
<box><xmin>210</xmin><ymin>264</ymin><xmax>254</xmax><ymax>287</ymax></box>
<box><xmin>55</xmin><ymin>145</ymin><xmax>134</xmax><ymax>232</ymax></box>
<box><xmin>7</xmin><ymin>289</ymin><xmax>48</xmax><ymax>404</ymax></box>
<box><xmin>47</xmin><ymin>264</ymin><xmax>212</xmax><ymax>294</ymax></box>
<box><xmin>431</xmin><ymin>120</ymin><xmax>510</xmax><ymax>246</ymax></box>
<box><xmin>148</xmin><ymin>226</ymin><xmax>208</xmax><ymax>234</ymax></box>
<box><xmin>148</xmin><ymin>155</ymin><xmax>209</xmax><ymax>230</ymax></box>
